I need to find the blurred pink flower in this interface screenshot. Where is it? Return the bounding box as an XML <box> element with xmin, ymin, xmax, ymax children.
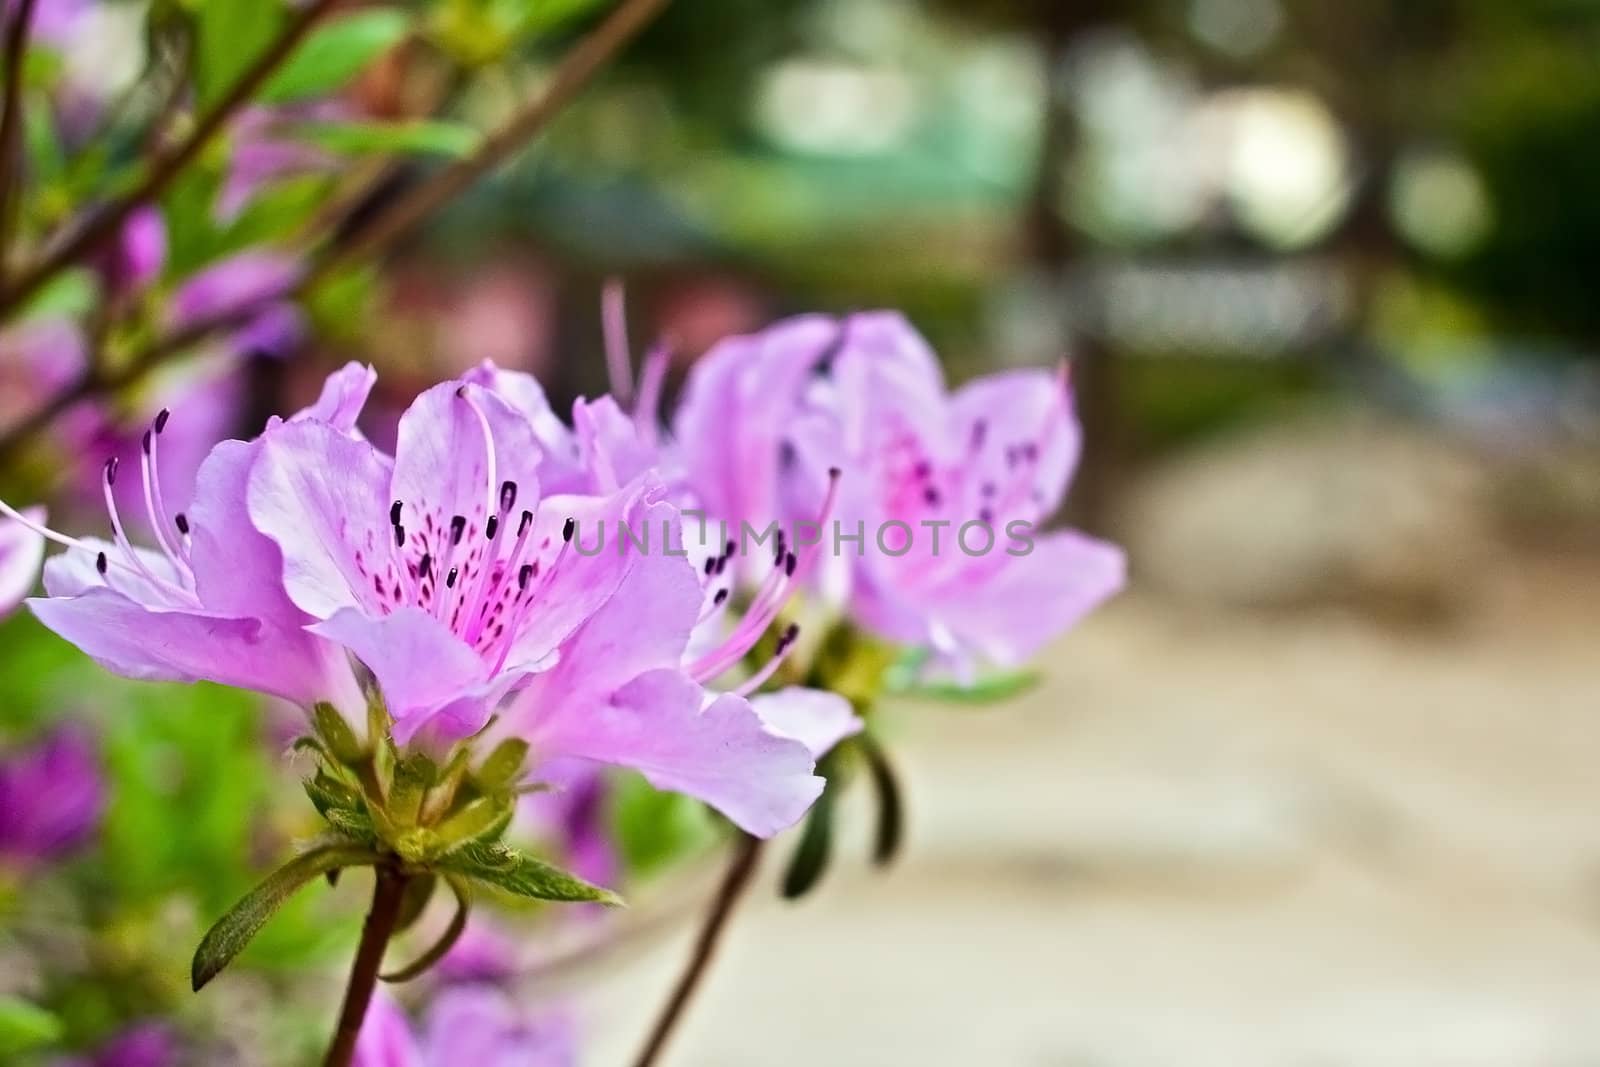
<box><xmin>673</xmin><ymin>311</ymin><xmax>1126</xmax><ymax>671</ymax></box>
<box><xmin>0</xmin><ymin>505</ymin><xmax>46</xmax><ymax>616</ymax></box>
<box><xmin>169</xmin><ymin>250</ymin><xmax>304</xmax><ymax>357</ymax></box>
<box><xmin>356</xmin><ymin>987</ymin><xmax>574</xmax><ymax>1067</ymax></box>
<box><xmin>0</xmin><ymin>725</ymin><xmax>103</xmax><ymax>870</ymax></box>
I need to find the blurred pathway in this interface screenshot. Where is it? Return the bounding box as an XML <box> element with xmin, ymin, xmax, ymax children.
<box><xmin>577</xmin><ymin>554</ymin><xmax>1600</xmax><ymax>1067</ymax></box>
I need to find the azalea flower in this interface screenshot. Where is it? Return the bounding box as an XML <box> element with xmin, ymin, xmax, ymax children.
<box><xmin>356</xmin><ymin>987</ymin><xmax>574</xmax><ymax>1067</ymax></box>
<box><xmin>168</xmin><ymin>250</ymin><xmax>304</xmax><ymax>357</ymax></box>
<box><xmin>672</xmin><ymin>311</ymin><xmax>1126</xmax><ymax>671</ymax></box>
<box><xmin>249</xmin><ymin>373</ymin><xmax>850</xmax><ymax>835</ymax></box>
<box><xmin>0</xmin><ymin>364</ymin><xmax>377</xmax><ymax>717</ymax></box>
<box><xmin>50</xmin><ymin>1021</ymin><xmax>176</xmax><ymax>1067</ymax></box>
<box><xmin>0</xmin><ymin>725</ymin><xmax>103</xmax><ymax>871</ymax></box>
<box><xmin>218</xmin><ymin>104</ymin><xmax>344</xmax><ymax>223</ymax></box>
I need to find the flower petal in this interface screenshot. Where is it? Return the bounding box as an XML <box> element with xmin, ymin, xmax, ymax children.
<box><xmin>0</xmin><ymin>506</ymin><xmax>46</xmax><ymax>616</ymax></box>
<box><xmin>308</xmin><ymin>606</ymin><xmax>495</xmax><ymax>748</ymax></box>
<box><xmin>462</xmin><ymin>361</ymin><xmax>585</xmax><ymax>493</ymax></box>
<box><xmin>248</xmin><ymin>420</ymin><xmax>395</xmax><ymax>619</ymax></box>
<box><xmin>525</xmin><ymin>668</ymin><xmax>822</xmax><ymax>838</ymax></box>
<box><xmin>289</xmin><ymin>361</ymin><xmax>377</xmax><ymax>433</ymax></box>
<box><xmin>389</xmin><ymin>381</ymin><xmax>545</xmax><ymax>556</ymax></box>
<box><xmin>748</xmin><ymin>687</ymin><xmax>862</xmax><ymax>758</ymax></box>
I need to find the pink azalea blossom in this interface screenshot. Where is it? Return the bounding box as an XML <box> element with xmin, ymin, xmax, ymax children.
<box><xmin>673</xmin><ymin>311</ymin><xmax>1126</xmax><ymax>670</ymax></box>
<box><xmin>169</xmin><ymin>250</ymin><xmax>304</xmax><ymax>357</ymax></box>
<box><xmin>0</xmin><ymin>364</ymin><xmax>377</xmax><ymax>718</ymax></box>
<box><xmin>218</xmin><ymin>104</ymin><xmax>344</xmax><ymax>223</ymax></box>
<box><xmin>248</xmin><ymin>372</ymin><xmax>846</xmax><ymax>835</ymax></box>
<box><xmin>355</xmin><ymin>988</ymin><xmax>574</xmax><ymax>1067</ymax></box>
<box><xmin>0</xmin><ymin>725</ymin><xmax>103</xmax><ymax>870</ymax></box>
<box><xmin>51</xmin><ymin>1021</ymin><xmax>177</xmax><ymax>1067</ymax></box>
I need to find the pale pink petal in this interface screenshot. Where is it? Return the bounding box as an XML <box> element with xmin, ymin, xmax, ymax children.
<box><xmin>748</xmin><ymin>687</ymin><xmax>862</xmax><ymax>758</ymax></box>
<box><xmin>0</xmin><ymin>506</ymin><xmax>46</xmax><ymax>616</ymax></box>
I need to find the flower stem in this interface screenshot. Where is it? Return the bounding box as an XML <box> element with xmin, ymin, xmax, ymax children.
<box><xmin>631</xmin><ymin>833</ymin><xmax>764</xmax><ymax>1067</ymax></box>
<box><xmin>322</xmin><ymin>863</ymin><xmax>410</xmax><ymax>1067</ymax></box>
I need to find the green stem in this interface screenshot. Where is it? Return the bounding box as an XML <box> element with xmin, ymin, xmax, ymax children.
<box><xmin>322</xmin><ymin>863</ymin><xmax>410</xmax><ymax>1067</ymax></box>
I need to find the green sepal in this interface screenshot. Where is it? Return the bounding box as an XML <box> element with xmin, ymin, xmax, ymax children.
<box><xmin>781</xmin><ymin>781</ymin><xmax>837</xmax><ymax>900</ymax></box>
<box><xmin>433</xmin><ymin>841</ymin><xmax>622</xmax><ymax>906</ymax></box>
<box><xmin>432</xmin><ymin>795</ymin><xmax>514</xmax><ymax>851</ymax></box>
<box><xmin>388</xmin><ymin>753</ymin><xmax>438</xmax><ymax>826</ymax></box>
<box><xmin>313</xmin><ymin>702</ymin><xmax>366</xmax><ymax>764</ymax></box>
<box><xmin>192</xmin><ymin>842</ymin><xmax>382</xmax><ymax>991</ymax></box>
<box><xmin>381</xmin><ymin>875</ymin><xmax>471</xmax><ymax>983</ymax></box>
<box><xmin>474</xmin><ymin>738</ymin><xmax>530</xmax><ymax>791</ymax></box>
<box><xmin>303</xmin><ymin>770</ymin><xmax>363</xmax><ymax>818</ymax></box>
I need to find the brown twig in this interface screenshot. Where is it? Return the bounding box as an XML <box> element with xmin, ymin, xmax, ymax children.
<box><xmin>321</xmin><ymin>864</ymin><xmax>410</xmax><ymax>1067</ymax></box>
<box><xmin>0</xmin><ymin>0</ymin><xmax>344</xmax><ymax>319</ymax></box>
<box><xmin>0</xmin><ymin>0</ymin><xmax>673</xmax><ymax>464</ymax></box>
<box><xmin>631</xmin><ymin>834</ymin><xmax>765</xmax><ymax>1067</ymax></box>
<box><xmin>0</xmin><ymin>0</ymin><xmax>41</xmax><ymax>280</ymax></box>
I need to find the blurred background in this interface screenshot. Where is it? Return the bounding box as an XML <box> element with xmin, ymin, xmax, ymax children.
<box><xmin>3</xmin><ymin>0</ymin><xmax>1600</xmax><ymax>1063</ymax></box>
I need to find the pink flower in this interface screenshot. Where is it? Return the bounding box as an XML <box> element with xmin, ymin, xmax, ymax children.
<box><xmin>673</xmin><ymin>311</ymin><xmax>1126</xmax><ymax>671</ymax></box>
<box><xmin>355</xmin><ymin>987</ymin><xmax>574</xmax><ymax>1067</ymax></box>
<box><xmin>0</xmin><ymin>725</ymin><xmax>103</xmax><ymax>870</ymax></box>
<box><xmin>0</xmin><ymin>364</ymin><xmax>377</xmax><ymax>717</ymax></box>
<box><xmin>248</xmin><ymin>372</ymin><xmax>843</xmax><ymax>835</ymax></box>
<box><xmin>168</xmin><ymin>250</ymin><xmax>304</xmax><ymax>357</ymax></box>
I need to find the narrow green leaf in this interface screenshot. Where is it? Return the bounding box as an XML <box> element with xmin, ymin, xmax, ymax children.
<box><xmin>860</xmin><ymin>735</ymin><xmax>904</xmax><ymax>867</ymax></box>
<box><xmin>291</xmin><ymin>119</ymin><xmax>480</xmax><ymax>158</ymax></box>
<box><xmin>474</xmin><ymin>738</ymin><xmax>529</xmax><ymax>790</ymax></box>
<box><xmin>260</xmin><ymin>10</ymin><xmax>409</xmax><ymax>104</ymax></box>
<box><xmin>303</xmin><ymin>770</ymin><xmax>363</xmax><ymax>817</ymax></box>
<box><xmin>381</xmin><ymin>875</ymin><xmax>471</xmax><ymax>983</ymax></box>
<box><xmin>191</xmin><ymin>843</ymin><xmax>381</xmax><ymax>991</ymax></box>
<box><xmin>195</xmin><ymin>0</ymin><xmax>285</xmax><ymax>108</ymax></box>
<box><xmin>0</xmin><ymin>997</ymin><xmax>63</xmax><ymax>1057</ymax></box>
<box><xmin>782</xmin><ymin>784</ymin><xmax>836</xmax><ymax>900</ymax></box>
<box><xmin>901</xmin><ymin>669</ymin><xmax>1042</xmax><ymax>705</ymax></box>
<box><xmin>434</xmin><ymin>842</ymin><xmax>622</xmax><ymax>906</ymax></box>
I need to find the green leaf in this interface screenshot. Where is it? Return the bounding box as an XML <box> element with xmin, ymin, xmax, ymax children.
<box><xmin>195</xmin><ymin>0</ymin><xmax>286</xmax><ymax>108</ymax></box>
<box><xmin>291</xmin><ymin>119</ymin><xmax>480</xmax><ymax>158</ymax></box>
<box><xmin>782</xmin><ymin>783</ymin><xmax>836</xmax><ymax>900</ymax></box>
<box><xmin>0</xmin><ymin>997</ymin><xmax>63</xmax><ymax>1057</ymax></box>
<box><xmin>512</xmin><ymin>0</ymin><xmax>608</xmax><ymax>36</ymax></box>
<box><xmin>381</xmin><ymin>875</ymin><xmax>470</xmax><ymax>983</ymax></box>
<box><xmin>860</xmin><ymin>735</ymin><xmax>904</xmax><ymax>867</ymax></box>
<box><xmin>901</xmin><ymin>669</ymin><xmax>1042</xmax><ymax>705</ymax></box>
<box><xmin>612</xmin><ymin>773</ymin><xmax>715</xmax><ymax>878</ymax></box>
<box><xmin>17</xmin><ymin>269</ymin><xmax>96</xmax><ymax>322</ymax></box>
<box><xmin>434</xmin><ymin>841</ymin><xmax>622</xmax><ymax>906</ymax></box>
<box><xmin>192</xmin><ymin>843</ymin><xmax>382</xmax><ymax>990</ymax></box>
<box><xmin>259</xmin><ymin>10</ymin><xmax>409</xmax><ymax>104</ymax></box>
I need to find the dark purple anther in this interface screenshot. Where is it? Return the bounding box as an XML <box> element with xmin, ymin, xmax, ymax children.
<box><xmin>450</xmin><ymin>515</ymin><xmax>466</xmax><ymax>545</ymax></box>
<box><xmin>500</xmin><ymin>481</ymin><xmax>517</xmax><ymax>513</ymax></box>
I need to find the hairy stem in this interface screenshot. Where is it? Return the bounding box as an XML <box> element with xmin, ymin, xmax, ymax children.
<box><xmin>0</xmin><ymin>0</ymin><xmax>343</xmax><ymax>318</ymax></box>
<box><xmin>322</xmin><ymin>863</ymin><xmax>410</xmax><ymax>1067</ymax></box>
<box><xmin>631</xmin><ymin>834</ymin><xmax>764</xmax><ymax>1067</ymax></box>
<box><xmin>0</xmin><ymin>0</ymin><xmax>40</xmax><ymax>280</ymax></box>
